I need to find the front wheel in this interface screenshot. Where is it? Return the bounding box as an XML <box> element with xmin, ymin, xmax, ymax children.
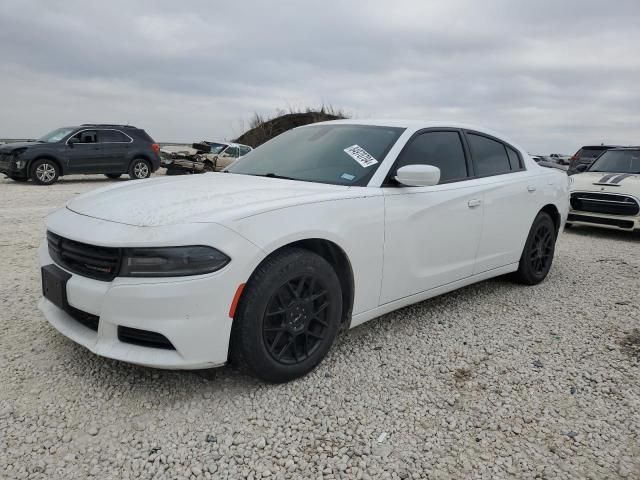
<box><xmin>513</xmin><ymin>212</ymin><xmax>556</xmax><ymax>285</ymax></box>
<box><xmin>231</xmin><ymin>248</ymin><xmax>343</xmax><ymax>383</ymax></box>
<box><xmin>30</xmin><ymin>159</ymin><xmax>60</xmax><ymax>185</ymax></box>
<box><xmin>129</xmin><ymin>159</ymin><xmax>151</xmax><ymax>180</ymax></box>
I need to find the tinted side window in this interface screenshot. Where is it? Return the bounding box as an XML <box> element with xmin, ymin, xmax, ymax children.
<box><xmin>225</xmin><ymin>147</ymin><xmax>240</xmax><ymax>158</ymax></box>
<box><xmin>100</xmin><ymin>130</ymin><xmax>130</xmax><ymax>143</ymax></box>
<box><xmin>70</xmin><ymin>130</ymin><xmax>98</xmax><ymax>144</ymax></box>
<box><xmin>239</xmin><ymin>146</ymin><xmax>251</xmax><ymax>156</ymax></box>
<box><xmin>506</xmin><ymin>147</ymin><xmax>522</xmax><ymax>170</ymax></box>
<box><xmin>396</xmin><ymin>131</ymin><xmax>468</xmax><ymax>183</ymax></box>
<box><xmin>467</xmin><ymin>134</ymin><xmax>511</xmax><ymax>176</ymax></box>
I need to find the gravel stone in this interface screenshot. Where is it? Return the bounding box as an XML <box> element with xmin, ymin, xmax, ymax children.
<box><xmin>1</xmin><ymin>175</ymin><xmax>639</xmax><ymax>479</ymax></box>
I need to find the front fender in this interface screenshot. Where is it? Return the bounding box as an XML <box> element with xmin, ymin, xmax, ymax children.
<box><xmin>228</xmin><ymin>196</ymin><xmax>385</xmax><ymax>316</ymax></box>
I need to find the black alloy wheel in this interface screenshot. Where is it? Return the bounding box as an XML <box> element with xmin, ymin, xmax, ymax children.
<box><xmin>513</xmin><ymin>211</ymin><xmax>556</xmax><ymax>285</ymax></box>
<box><xmin>230</xmin><ymin>247</ymin><xmax>343</xmax><ymax>383</ymax></box>
<box><xmin>529</xmin><ymin>222</ymin><xmax>553</xmax><ymax>275</ymax></box>
<box><xmin>262</xmin><ymin>275</ymin><xmax>330</xmax><ymax>365</ymax></box>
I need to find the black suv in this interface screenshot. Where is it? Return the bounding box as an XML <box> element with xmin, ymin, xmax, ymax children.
<box><xmin>0</xmin><ymin>124</ymin><xmax>161</xmax><ymax>185</ymax></box>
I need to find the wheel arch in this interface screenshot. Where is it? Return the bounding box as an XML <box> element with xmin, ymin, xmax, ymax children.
<box><xmin>128</xmin><ymin>155</ymin><xmax>152</xmax><ymax>170</ymax></box>
<box><xmin>30</xmin><ymin>155</ymin><xmax>64</xmax><ymax>176</ymax></box>
<box><xmin>540</xmin><ymin>203</ymin><xmax>561</xmax><ymax>236</ymax></box>
<box><xmin>238</xmin><ymin>237</ymin><xmax>355</xmax><ymax>332</ymax></box>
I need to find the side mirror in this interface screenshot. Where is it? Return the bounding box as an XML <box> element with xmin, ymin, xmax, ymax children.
<box><xmin>68</xmin><ymin>137</ymin><xmax>78</xmax><ymax>147</ymax></box>
<box><xmin>394</xmin><ymin>164</ymin><xmax>441</xmax><ymax>187</ymax></box>
<box><xmin>575</xmin><ymin>164</ymin><xmax>588</xmax><ymax>173</ymax></box>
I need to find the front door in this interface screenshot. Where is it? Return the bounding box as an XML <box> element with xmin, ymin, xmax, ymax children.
<box><xmin>65</xmin><ymin>130</ymin><xmax>103</xmax><ymax>173</ymax></box>
<box><xmin>380</xmin><ymin>130</ymin><xmax>484</xmax><ymax>304</ymax></box>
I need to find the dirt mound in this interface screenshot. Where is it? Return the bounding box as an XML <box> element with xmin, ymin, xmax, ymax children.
<box><xmin>234</xmin><ymin>110</ymin><xmax>346</xmax><ymax>148</ymax></box>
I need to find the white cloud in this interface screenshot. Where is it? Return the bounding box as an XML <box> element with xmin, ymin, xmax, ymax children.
<box><xmin>0</xmin><ymin>0</ymin><xmax>639</xmax><ymax>153</ymax></box>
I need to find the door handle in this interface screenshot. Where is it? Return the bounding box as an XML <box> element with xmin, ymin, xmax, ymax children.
<box><xmin>467</xmin><ymin>199</ymin><xmax>482</xmax><ymax>208</ymax></box>
<box><xmin>527</xmin><ymin>185</ymin><xmax>537</xmax><ymax>192</ymax></box>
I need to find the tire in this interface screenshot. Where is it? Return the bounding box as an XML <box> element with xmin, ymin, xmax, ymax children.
<box><xmin>105</xmin><ymin>173</ymin><xmax>122</xmax><ymax>179</ymax></box>
<box><xmin>30</xmin><ymin>159</ymin><xmax>60</xmax><ymax>185</ymax></box>
<box><xmin>231</xmin><ymin>247</ymin><xmax>343</xmax><ymax>383</ymax></box>
<box><xmin>203</xmin><ymin>161</ymin><xmax>215</xmax><ymax>172</ymax></box>
<box><xmin>129</xmin><ymin>158</ymin><xmax>151</xmax><ymax>180</ymax></box>
<box><xmin>513</xmin><ymin>212</ymin><xmax>556</xmax><ymax>285</ymax></box>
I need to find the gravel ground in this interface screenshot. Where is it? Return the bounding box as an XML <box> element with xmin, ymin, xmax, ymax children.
<box><xmin>1</xmin><ymin>174</ymin><xmax>639</xmax><ymax>480</ymax></box>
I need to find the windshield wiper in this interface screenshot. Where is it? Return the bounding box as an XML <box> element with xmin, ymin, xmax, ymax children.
<box><xmin>258</xmin><ymin>173</ymin><xmax>297</xmax><ymax>181</ymax></box>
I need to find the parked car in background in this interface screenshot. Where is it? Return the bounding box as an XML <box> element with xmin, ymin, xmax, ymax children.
<box><xmin>161</xmin><ymin>141</ymin><xmax>252</xmax><ymax>175</ymax></box>
<box><xmin>568</xmin><ymin>147</ymin><xmax>640</xmax><ymax>232</ymax></box>
<box><xmin>549</xmin><ymin>154</ymin><xmax>571</xmax><ymax>165</ymax></box>
<box><xmin>0</xmin><ymin>124</ymin><xmax>160</xmax><ymax>185</ymax></box>
<box><xmin>568</xmin><ymin>145</ymin><xmax>619</xmax><ymax>175</ymax></box>
<box><xmin>38</xmin><ymin>120</ymin><xmax>568</xmax><ymax>382</ymax></box>
<box><xmin>532</xmin><ymin>155</ymin><xmax>568</xmax><ymax>172</ymax></box>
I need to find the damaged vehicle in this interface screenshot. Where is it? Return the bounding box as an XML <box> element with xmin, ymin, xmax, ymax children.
<box><xmin>161</xmin><ymin>141</ymin><xmax>252</xmax><ymax>175</ymax></box>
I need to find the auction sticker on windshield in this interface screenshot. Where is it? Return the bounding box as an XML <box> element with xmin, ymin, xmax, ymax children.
<box><xmin>344</xmin><ymin>145</ymin><xmax>378</xmax><ymax>168</ymax></box>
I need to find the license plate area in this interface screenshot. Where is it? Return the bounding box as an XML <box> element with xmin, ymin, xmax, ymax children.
<box><xmin>42</xmin><ymin>264</ymin><xmax>72</xmax><ymax>309</ymax></box>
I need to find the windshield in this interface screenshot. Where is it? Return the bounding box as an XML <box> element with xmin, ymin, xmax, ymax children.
<box><xmin>206</xmin><ymin>143</ymin><xmax>227</xmax><ymax>154</ymax></box>
<box><xmin>37</xmin><ymin>127</ymin><xmax>76</xmax><ymax>143</ymax></box>
<box><xmin>227</xmin><ymin>124</ymin><xmax>405</xmax><ymax>186</ymax></box>
<box><xmin>589</xmin><ymin>150</ymin><xmax>640</xmax><ymax>173</ymax></box>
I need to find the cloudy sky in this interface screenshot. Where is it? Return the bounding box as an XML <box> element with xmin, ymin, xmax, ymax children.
<box><xmin>1</xmin><ymin>0</ymin><xmax>638</xmax><ymax>153</ymax></box>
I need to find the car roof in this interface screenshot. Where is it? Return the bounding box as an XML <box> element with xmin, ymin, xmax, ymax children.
<box><xmin>303</xmin><ymin>119</ymin><xmax>524</xmax><ymax>152</ymax></box>
<box><xmin>580</xmin><ymin>145</ymin><xmax>620</xmax><ymax>149</ymax></box>
<box><xmin>80</xmin><ymin>124</ymin><xmax>140</xmax><ymax>129</ymax></box>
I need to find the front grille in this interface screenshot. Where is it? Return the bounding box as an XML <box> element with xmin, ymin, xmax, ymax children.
<box><xmin>570</xmin><ymin>192</ymin><xmax>640</xmax><ymax>216</ymax></box>
<box><xmin>66</xmin><ymin>305</ymin><xmax>99</xmax><ymax>331</ymax></box>
<box><xmin>117</xmin><ymin>326</ymin><xmax>175</xmax><ymax>350</ymax></box>
<box><xmin>47</xmin><ymin>231</ymin><xmax>121</xmax><ymax>281</ymax></box>
<box><xmin>568</xmin><ymin>213</ymin><xmax>635</xmax><ymax>230</ymax></box>
<box><xmin>0</xmin><ymin>153</ymin><xmax>11</xmax><ymax>169</ymax></box>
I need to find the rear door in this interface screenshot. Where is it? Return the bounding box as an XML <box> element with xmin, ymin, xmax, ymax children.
<box><xmin>380</xmin><ymin>129</ymin><xmax>485</xmax><ymax>304</ymax></box>
<box><xmin>65</xmin><ymin>130</ymin><xmax>102</xmax><ymax>173</ymax></box>
<box><xmin>463</xmin><ymin>131</ymin><xmax>538</xmax><ymax>273</ymax></box>
<box><xmin>97</xmin><ymin>129</ymin><xmax>132</xmax><ymax>172</ymax></box>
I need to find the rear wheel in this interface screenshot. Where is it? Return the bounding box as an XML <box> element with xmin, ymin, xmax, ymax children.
<box><xmin>30</xmin><ymin>159</ymin><xmax>60</xmax><ymax>185</ymax></box>
<box><xmin>231</xmin><ymin>248</ymin><xmax>342</xmax><ymax>383</ymax></box>
<box><xmin>105</xmin><ymin>173</ymin><xmax>122</xmax><ymax>179</ymax></box>
<box><xmin>513</xmin><ymin>212</ymin><xmax>556</xmax><ymax>285</ymax></box>
<box><xmin>129</xmin><ymin>159</ymin><xmax>151</xmax><ymax>180</ymax></box>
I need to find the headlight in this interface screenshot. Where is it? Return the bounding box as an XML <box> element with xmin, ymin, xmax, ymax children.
<box><xmin>120</xmin><ymin>246</ymin><xmax>230</xmax><ymax>277</ymax></box>
<box><xmin>11</xmin><ymin>149</ymin><xmax>26</xmax><ymax>169</ymax></box>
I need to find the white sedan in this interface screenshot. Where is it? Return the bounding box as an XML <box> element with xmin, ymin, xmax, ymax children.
<box><xmin>38</xmin><ymin>120</ymin><xmax>569</xmax><ymax>382</ymax></box>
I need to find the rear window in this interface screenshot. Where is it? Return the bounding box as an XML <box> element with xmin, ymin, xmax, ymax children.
<box><xmin>100</xmin><ymin>130</ymin><xmax>131</xmax><ymax>143</ymax></box>
<box><xmin>467</xmin><ymin>133</ymin><xmax>511</xmax><ymax>176</ymax></box>
<box><xmin>133</xmin><ymin>129</ymin><xmax>155</xmax><ymax>143</ymax></box>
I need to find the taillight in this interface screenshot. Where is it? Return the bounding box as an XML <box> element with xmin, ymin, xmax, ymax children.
<box><xmin>152</xmin><ymin>143</ymin><xmax>160</xmax><ymax>154</ymax></box>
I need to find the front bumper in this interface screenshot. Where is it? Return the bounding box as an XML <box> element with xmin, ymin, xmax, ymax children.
<box><xmin>0</xmin><ymin>156</ymin><xmax>26</xmax><ymax>178</ymax></box>
<box><xmin>38</xmin><ymin>208</ymin><xmax>266</xmax><ymax>369</ymax></box>
<box><xmin>567</xmin><ymin>210</ymin><xmax>640</xmax><ymax>231</ymax></box>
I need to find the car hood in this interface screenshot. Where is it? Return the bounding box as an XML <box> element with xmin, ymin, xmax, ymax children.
<box><xmin>66</xmin><ymin>173</ymin><xmax>354</xmax><ymax>227</ymax></box>
<box><xmin>571</xmin><ymin>171</ymin><xmax>640</xmax><ymax>194</ymax></box>
<box><xmin>0</xmin><ymin>141</ymin><xmax>39</xmax><ymax>153</ymax></box>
